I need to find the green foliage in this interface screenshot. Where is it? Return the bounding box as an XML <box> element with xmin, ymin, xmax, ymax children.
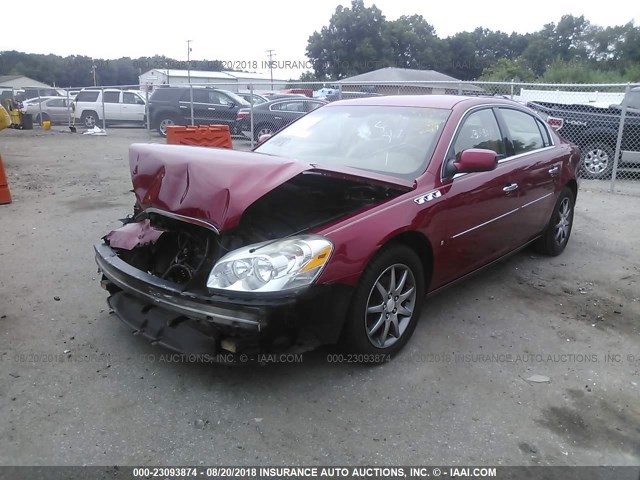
<box><xmin>306</xmin><ymin>0</ymin><xmax>392</xmax><ymax>80</ymax></box>
<box><xmin>479</xmin><ymin>59</ymin><xmax>536</xmax><ymax>82</ymax></box>
<box><xmin>286</xmin><ymin>71</ymin><xmax>322</xmax><ymax>88</ymax></box>
<box><xmin>541</xmin><ymin>59</ymin><xmax>640</xmax><ymax>83</ymax></box>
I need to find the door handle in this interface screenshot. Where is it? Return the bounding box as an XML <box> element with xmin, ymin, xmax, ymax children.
<box><xmin>503</xmin><ymin>183</ymin><xmax>518</xmax><ymax>192</ymax></box>
<box><xmin>548</xmin><ymin>166</ymin><xmax>560</xmax><ymax>175</ymax></box>
<box><xmin>179</xmin><ymin>105</ymin><xmax>188</xmax><ymax>109</ymax></box>
<box><xmin>207</xmin><ymin>107</ymin><xmax>216</xmax><ymax>111</ymax></box>
<box><xmin>274</xmin><ymin>116</ymin><xmax>282</xmax><ymax>120</ymax></box>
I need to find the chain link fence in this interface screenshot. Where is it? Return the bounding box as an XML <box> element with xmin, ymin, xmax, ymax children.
<box><xmin>2</xmin><ymin>80</ymin><xmax>639</xmax><ymax>193</ymax></box>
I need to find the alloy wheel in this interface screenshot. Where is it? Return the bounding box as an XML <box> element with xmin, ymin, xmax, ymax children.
<box><xmin>554</xmin><ymin>197</ymin><xmax>572</xmax><ymax>245</ymax></box>
<box><xmin>365</xmin><ymin>264</ymin><xmax>416</xmax><ymax>348</ymax></box>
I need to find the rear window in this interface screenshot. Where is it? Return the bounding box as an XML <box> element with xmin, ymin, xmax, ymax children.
<box><xmin>149</xmin><ymin>88</ymin><xmax>182</xmax><ymax>101</ymax></box>
<box><xmin>76</xmin><ymin>91</ymin><xmax>100</xmax><ymax>102</ymax></box>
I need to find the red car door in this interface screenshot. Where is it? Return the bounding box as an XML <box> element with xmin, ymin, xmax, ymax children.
<box><xmin>496</xmin><ymin>108</ymin><xmax>561</xmax><ymax>244</ymax></box>
<box><xmin>428</xmin><ymin>108</ymin><xmax>524</xmax><ymax>288</ymax></box>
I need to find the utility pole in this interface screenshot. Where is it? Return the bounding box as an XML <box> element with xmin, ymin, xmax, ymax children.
<box><xmin>266</xmin><ymin>49</ymin><xmax>276</xmax><ymax>89</ymax></box>
<box><xmin>91</xmin><ymin>62</ymin><xmax>97</xmax><ymax>86</ymax></box>
<box><xmin>187</xmin><ymin>40</ymin><xmax>193</xmax><ymax>84</ymax></box>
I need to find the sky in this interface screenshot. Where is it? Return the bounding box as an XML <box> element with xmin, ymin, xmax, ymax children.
<box><xmin>2</xmin><ymin>0</ymin><xmax>637</xmax><ymax>79</ymax></box>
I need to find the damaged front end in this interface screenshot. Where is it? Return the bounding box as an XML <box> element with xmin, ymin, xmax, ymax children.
<box><xmin>95</xmin><ymin>144</ymin><xmax>410</xmax><ymax>357</ymax></box>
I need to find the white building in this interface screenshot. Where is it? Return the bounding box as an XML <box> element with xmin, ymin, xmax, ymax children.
<box><xmin>0</xmin><ymin>75</ymin><xmax>51</xmax><ymax>88</ymax></box>
<box><xmin>138</xmin><ymin>69</ymin><xmax>287</xmax><ymax>92</ymax></box>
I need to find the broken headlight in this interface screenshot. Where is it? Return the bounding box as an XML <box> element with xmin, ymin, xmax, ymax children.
<box><xmin>207</xmin><ymin>235</ymin><xmax>333</xmax><ymax>292</ymax></box>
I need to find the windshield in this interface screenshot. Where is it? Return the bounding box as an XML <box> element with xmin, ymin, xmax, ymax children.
<box><xmin>225</xmin><ymin>91</ymin><xmax>250</xmax><ymax>106</ymax></box>
<box><xmin>255</xmin><ymin>105</ymin><xmax>450</xmax><ymax>180</ymax></box>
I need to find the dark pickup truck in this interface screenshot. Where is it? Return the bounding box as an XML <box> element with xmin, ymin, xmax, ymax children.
<box><xmin>528</xmin><ymin>86</ymin><xmax>640</xmax><ymax>179</ymax></box>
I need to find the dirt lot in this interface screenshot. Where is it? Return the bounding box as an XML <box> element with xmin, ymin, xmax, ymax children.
<box><xmin>1</xmin><ymin>126</ymin><xmax>639</xmax><ymax>467</ymax></box>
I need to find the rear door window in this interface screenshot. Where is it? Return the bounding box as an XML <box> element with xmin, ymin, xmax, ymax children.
<box><xmin>103</xmin><ymin>91</ymin><xmax>121</xmax><ymax>104</ymax></box>
<box><xmin>500</xmin><ymin>108</ymin><xmax>545</xmax><ymax>155</ymax></box>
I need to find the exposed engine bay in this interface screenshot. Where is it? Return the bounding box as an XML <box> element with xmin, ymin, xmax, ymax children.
<box><xmin>106</xmin><ymin>172</ymin><xmax>406</xmax><ymax>290</ymax></box>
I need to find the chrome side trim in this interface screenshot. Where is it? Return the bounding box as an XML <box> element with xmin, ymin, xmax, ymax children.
<box><xmin>521</xmin><ymin>192</ymin><xmax>553</xmax><ymax>209</ymax></box>
<box><xmin>451</xmin><ymin>192</ymin><xmax>554</xmax><ymax>239</ymax></box>
<box><xmin>451</xmin><ymin>207</ymin><xmax>519</xmax><ymax>239</ymax></box>
<box><xmin>142</xmin><ymin>208</ymin><xmax>220</xmax><ymax>235</ymax></box>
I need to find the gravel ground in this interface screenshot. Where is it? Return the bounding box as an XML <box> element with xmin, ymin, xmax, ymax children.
<box><xmin>0</xmin><ymin>127</ymin><xmax>639</xmax><ymax>467</ymax></box>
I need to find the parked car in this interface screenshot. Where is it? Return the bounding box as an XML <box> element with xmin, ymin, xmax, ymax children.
<box><xmin>527</xmin><ymin>86</ymin><xmax>640</xmax><ymax>179</ymax></box>
<box><xmin>24</xmin><ymin>96</ymin><xmax>74</xmax><ymax>125</ymax></box>
<box><xmin>235</xmin><ymin>92</ymin><xmax>268</xmax><ymax>105</ymax></box>
<box><xmin>235</xmin><ymin>97</ymin><xmax>327</xmax><ymax>140</ymax></box>
<box><xmin>95</xmin><ymin>95</ymin><xmax>580</xmax><ymax>361</ymax></box>
<box><xmin>323</xmin><ymin>92</ymin><xmax>382</xmax><ymax>102</ymax></box>
<box><xmin>72</xmin><ymin>89</ymin><xmax>147</xmax><ymax>128</ymax></box>
<box><xmin>148</xmin><ymin>87</ymin><xmax>249</xmax><ymax>136</ymax></box>
<box><xmin>313</xmin><ymin>87</ymin><xmax>338</xmax><ymax>98</ymax></box>
<box><xmin>261</xmin><ymin>93</ymin><xmax>307</xmax><ymax>100</ymax></box>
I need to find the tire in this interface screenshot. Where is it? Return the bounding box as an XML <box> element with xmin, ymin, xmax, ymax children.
<box><xmin>157</xmin><ymin>115</ymin><xmax>178</xmax><ymax>137</ymax></box>
<box><xmin>254</xmin><ymin>123</ymin><xmax>275</xmax><ymax>142</ymax></box>
<box><xmin>580</xmin><ymin>142</ymin><xmax>614</xmax><ymax>179</ymax></box>
<box><xmin>340</xmin><ymin>244</ymin><xmax>425</xmax><ymax>358</ymax></box>
<box><xmin>35</xmin><ymin>113</ymin><xmax>49</xmax><ymax>125</ymax></box>
<box><xmin>533</xmin><ymin>187</ymin><xmax>575</xmax><ymax>256</ymax></box>
<box><xmin>81</xmin><ymin>111</ymin><xmax>99</xmax><ymax>128</ymax></box>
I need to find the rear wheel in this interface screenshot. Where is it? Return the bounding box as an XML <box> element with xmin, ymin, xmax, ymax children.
<box><xmin>81</xmin><ymin>111</ymin><xmax>99</xmax><ymax>128</ymax></box>
<box><xmin>534</xmin><ymin>187</ymin><xmax>575</xmax><ymax>256</ymax></box>
<box><xmin>580</xmin><ymin>142</ymin><xmax>614</xmax><ymax>179</ymax></box>
<box><xmin>340</xmin><ymin>244</ymin><xmax>425</xmax><ymax>359</ymax></box>
<box><xmin>254</xmin><ymin>123</ymin><xmax>275</xmax><ymax>141</ymax></box>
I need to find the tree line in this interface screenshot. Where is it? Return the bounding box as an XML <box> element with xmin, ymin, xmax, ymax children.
<box><xmin>0</xmin><ymin>53</ymin><xmax>224</xmax><ymax>88</ymax></box>
<box><xmin>305</xmin><ymin>0</ymin><xmax>640</xmax><ymax>82</ymax></box>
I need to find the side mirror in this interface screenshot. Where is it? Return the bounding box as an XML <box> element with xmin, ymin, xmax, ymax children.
<box><xmin>453</xmin><ymin>149</ymin><xmax>498</xmax><ymax>174</ymax></box>
<box><xmin>257</xmin><ymin>133</ymin><xmax>272</xmax><ymax>145</ymax></box>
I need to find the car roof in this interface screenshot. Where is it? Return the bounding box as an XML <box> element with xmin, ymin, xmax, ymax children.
<box><xmin>326</xmin><ymin>94</ymin><xmax>519</xmax><ymax>110</ymax></box>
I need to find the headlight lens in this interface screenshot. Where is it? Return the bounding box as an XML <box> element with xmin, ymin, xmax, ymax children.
<box><xmin>207</xmin><ymin>235</ymin><xmax>333</xmax><ymax>292</ymax></box>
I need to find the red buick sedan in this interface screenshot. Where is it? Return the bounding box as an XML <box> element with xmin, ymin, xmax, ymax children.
<box><xmin>95</xmin><ymin>95</ymin><xmax>580</xmax><ymax>360</ymax></box>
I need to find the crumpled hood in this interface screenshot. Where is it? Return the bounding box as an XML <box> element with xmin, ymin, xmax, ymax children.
<box><xmin>129</xmin><ymin>143</ymin><xmax>413</xmax><ymax>231</ymax></box>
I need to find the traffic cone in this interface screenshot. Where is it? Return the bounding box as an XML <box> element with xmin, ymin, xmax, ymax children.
<box><xmin>0</xmin><ymin>155</ymin><xmax>12</xmax><ymax>205</ymax></box>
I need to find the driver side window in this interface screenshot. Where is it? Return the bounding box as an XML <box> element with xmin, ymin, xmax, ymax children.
<box><xmin>452</xmin><ymin>109</ymin><xmax>504</xmax><ymax>160</ymax></box>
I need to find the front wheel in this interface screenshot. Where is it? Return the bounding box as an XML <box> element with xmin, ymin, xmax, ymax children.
<box><xmin>580</xmin><ymin>142</ymin><xmax>614</xmax><ymax>179</ymax></box>
<box><xmin>533</xmin><ymin>187</ymin><xmax>575</xmax><ymax>256</ymax></box>
<box><xmin>157</xmin><ymin>115</ymin><xmax>178</xmax><ymax>136</ymax></box>
<box><xmin>340</xmin><ymin>244</ymin><xmax>425</xmax><ymax>358</ymax></box>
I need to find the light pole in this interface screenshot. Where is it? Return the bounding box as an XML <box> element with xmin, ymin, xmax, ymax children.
<box><xmin>91</xmin><ymin>62</ymin><xmax>97</xmax><ymax>86</ymax></box>
<box><xmin>266</xmin><ymin>49</ymin><xmax>276</xmax><ymax>89</ymax></box>
<box><xmin>187</xmin><ymin>40</ymin><xmax>193</xmax><ymax>84</ymax></box>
